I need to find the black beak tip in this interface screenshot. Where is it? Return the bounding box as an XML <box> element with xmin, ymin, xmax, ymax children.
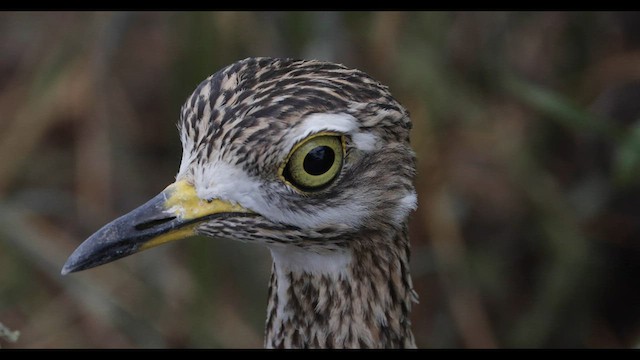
<box><xmin>61</xmin><ymin>247</ymin><xmax>87</xmax><ymax>275</ymax></box>
<box><xmin>60</xmin><ymin>264</ymin><xmax>73</xmax><ymax>276</ymax></box>
<box><xmin>60</xmin><ymin>189</ymin><xmax>182</xmax><ymax>276</ymax></box>
<box><xmin>60</xmin><ymin>226</ymin><xmax>147</xmax><ymax>276</ymax></box>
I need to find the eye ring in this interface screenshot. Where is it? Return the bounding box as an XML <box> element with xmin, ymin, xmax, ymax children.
<box><xmin>280</xmin><ymin>133</ymin><xmax>344</xmax><ymax>192</ymax></box>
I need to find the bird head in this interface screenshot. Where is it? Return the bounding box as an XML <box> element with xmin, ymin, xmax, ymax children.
<box><xmin>62</xmin><ymin>57</ymin><xmax>416</xmax><ymax>275</ymax></box>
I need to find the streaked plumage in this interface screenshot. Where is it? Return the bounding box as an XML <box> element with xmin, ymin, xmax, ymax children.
<box><xmin>62</xmin><ymin>57</ymin><xmax>418</xmax><ymax>348</ymax></box>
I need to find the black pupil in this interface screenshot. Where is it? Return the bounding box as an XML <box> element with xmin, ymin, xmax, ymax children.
<box><xmin>303</xmin><ymin>146</ymin><xmax>335</xmax><ymax>176</ymax></box>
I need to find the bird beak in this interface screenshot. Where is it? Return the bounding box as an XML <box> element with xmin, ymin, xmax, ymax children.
<box><xmin>61</xmin><ymin>180</ymin><xmax>251</xmax><ymax>275</ymax></box>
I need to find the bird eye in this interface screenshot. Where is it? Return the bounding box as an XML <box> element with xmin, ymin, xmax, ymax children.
<box><xmin>281</xmin><ymin>134</ymin><xmax>344</xmax><ymax>191</ymax></box>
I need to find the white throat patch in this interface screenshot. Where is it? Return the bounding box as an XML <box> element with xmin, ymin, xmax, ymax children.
<box><xmin>269</xmin><ymin>245</ymin><xmax>352</xmax><ymax>276</ymax></box>
<box><xmin>269</xmin><ymin>245</ymin><xmax>353</xmax><ymax>325</ymax></box>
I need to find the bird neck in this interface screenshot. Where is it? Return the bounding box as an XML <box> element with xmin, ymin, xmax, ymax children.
<box><xmin>264</xmin><ymin>224</ymin><xmax>417</xmax><ymax>348</ymax></box>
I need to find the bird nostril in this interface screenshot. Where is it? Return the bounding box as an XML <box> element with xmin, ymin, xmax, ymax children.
<box><xmin>134</xmin><ymin>217</ymin><xmax>177</xmax><ymax>231</ymax></box>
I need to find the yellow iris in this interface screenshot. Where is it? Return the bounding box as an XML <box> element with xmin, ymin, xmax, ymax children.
<box><xmin>281</xmin><ymin>134</ymin><xmax>344</xmax><ymax>191</ymax></box>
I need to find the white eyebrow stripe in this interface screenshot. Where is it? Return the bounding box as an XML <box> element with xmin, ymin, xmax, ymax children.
<box><xmin>351</xmin><ymin>132</ymin><xmax>378</xmax><ymax>152</ymax></box>
<box><xmin>285</xmin><ymin>112</ymin><xmax>380</xmax><ymax>153</ymax></box>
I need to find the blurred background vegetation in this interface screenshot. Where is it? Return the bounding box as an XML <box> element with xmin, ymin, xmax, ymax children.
<box><xmin>0</xmin><ymin>11</ymin><xmax>639</xmax><ymax>348</ymax></box>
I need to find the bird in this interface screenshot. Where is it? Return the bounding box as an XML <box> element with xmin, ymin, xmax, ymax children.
<box><xmin>61</xmin><ymin>57</ymin><xmax>419</xmax><ymax>348</ymax></box>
